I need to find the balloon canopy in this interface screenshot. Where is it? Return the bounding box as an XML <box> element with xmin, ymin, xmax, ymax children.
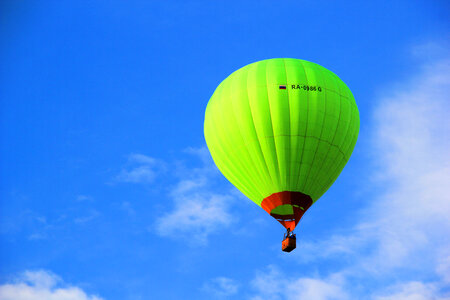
<box><xmin>204</xmin><ymin>58</ymin><xmax>359</xmax><ymax>233</ymax></box>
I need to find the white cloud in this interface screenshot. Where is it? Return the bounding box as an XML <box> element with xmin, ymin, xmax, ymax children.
<box><xmin>250</xmin><ymin>266</ymin><xmax>347</xmax><ymax>300</ymax></box>
<box><xmin>0</xmin><ymin>270</ymin><xmax>102</xmax><ymax>300</ymax></box>
<box><xmin>298</xmin><ymin>55</ymin><xmax>450</xmax><ymax>269</ymax></box>
<box><xmin>121</xmin><ymin>201</ymin><xmax>136</xmax><ymax>216</ymax></box>
<box><xmin>373</xmin><ymin>282</ymin><xmax>445</xmax><ymax>300</ymax></box>
<box><xmin>116</xmin><ymin>153</ymin><xmax>164</xmax><ymax>184</ymax></box>
<box><xmin>127</xmin><ymin>153</ymin><xmax>158</xmax><ymax>165</ymax></box>
<box><xmin>76</xmin><ymin>195</ymin><xmax>93</xmax><ymax>202</ymax></box>
<box><xmin>74</xmin><ymin>210</ymin><xmax>100</xmax><ymax>224</ymax></box>
<box><xmin>156</xmin><ymin>193</ymin><xmax>233</xmax><ymax>244</ymax></box>
<box><xmin>155</xmin><ymin>147</ymin><xmax>235</xmax><ymax>244</ymax></box>
<box><xmin>114</xmin><ymin>148</ymin><xmax>234</xmax><ymax>244</ymax></box>
<box><xmin>410</xmin><ymin>41</ymin><xmax>449</xmax><ymax>62</ymax></box>
<box><xmin>202</xmin><ymin>277</ymin><xmax>239</xmax><ymax>297</ymax></box>
<box><xmin>436</xmin><ymin>252</ymin><xmax>450</xmax><ymax>284</ymax></box>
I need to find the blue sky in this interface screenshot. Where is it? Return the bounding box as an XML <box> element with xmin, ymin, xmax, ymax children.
<box><xmin>1</xmin><ymin>1</ymin><xmax>449</xmax><ymax>299</ymax></box>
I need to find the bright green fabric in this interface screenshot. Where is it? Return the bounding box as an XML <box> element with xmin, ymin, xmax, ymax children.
<box><xmin>204</xmin><ymin>58</ymin><xmax>359</xmax><ymax>206</ymax></box>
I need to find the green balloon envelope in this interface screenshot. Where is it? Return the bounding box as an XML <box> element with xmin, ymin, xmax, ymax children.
<box><xmin>204</xmin><ymin>58</ymin><xmax>359</xmax><ymax>231</ymax></box>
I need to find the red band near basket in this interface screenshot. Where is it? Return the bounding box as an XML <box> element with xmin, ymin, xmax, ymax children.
<box><xmin>261</xmin><ymin>191</ymin><xmax>313</xmax><ymax>231</ymax></box>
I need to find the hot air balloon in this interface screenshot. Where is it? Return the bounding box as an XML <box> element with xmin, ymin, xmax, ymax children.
<box><xmin>204</xmin><ymin>58</ymin><xmax>359</xmax><ymax>252</ymax></box>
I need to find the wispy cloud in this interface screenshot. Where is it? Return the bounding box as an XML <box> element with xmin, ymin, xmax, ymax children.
<box><xmin>155</xmin><ymin>147</ymin><xmax>235</xmax><ymax>244</ymax></box>
<box><xmin>0</xmin><ymin>270</ymin><xmax>103</xmax><ymax>300</ymax></box>
<box><xmin>250</xmin><ymin>44</ymin><xmax>450</xmax><ymax>299</ymax></box>
<box><xmin>1</xmin><ymin>211</ymin><xmax>56</xmax><ymax>241</ymax></box>
<box><xmin>373</xmin><ymin>281</ymin><xmax>447</xmax><ymax>300</ymax></box>
<box><xmin>298</xmin><ymin>55</ymin><xmax>450</xmax><ymax>272</ymax></box>
<box><xmin>116</xmin><ymin>153</ymin><xmax>165</xmax><ymax>184</ymax></box>
<box><xmin>121</xmin><ymin>201</ymin><xmax>136</xmax><ymax>216</ymax></box>
<box><xmin>361</xmin><ymin>56</ymin><xmax>450</xmax><ymax>274</ymax></box>
<box><xmin>250</xmin><ymin>266</ymin><xmax>347</xmax><ymax>300</ymax></box>
<box><xmin>74</xmin><ymin>210</ymin><xmax>100</xmax><ymax>224</ymax></box>
<box><xmin>202</xmin><ymin>277</ymin><xmax>239</xmax><ymax>298</ymax></box>
<box><xmin>76</xmin><ymin>195</ymin><xmax>94</xmax><ymax>202</ymax></box>
<box><xmin>113</xmin><ymin>148</ymin><xmax>236</xmax><ymax>244</ymax></box>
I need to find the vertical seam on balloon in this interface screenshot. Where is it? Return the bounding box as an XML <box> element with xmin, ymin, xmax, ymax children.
<box><xmin>309</xmin><ymin>74</ymin><xmax>345</xmax><ymax>198</ymax></box>
<box><xmin>286</xmin><ymin>61</ymin><xmax>306</xmax><ymax>192</ymax></box>
<box><xmin>314</xmin><ymin>81</ymin><xmax>355</xmax><ymax>198</ymax></box>
<box><xmin>345</xmin><ymin>121</ymin><xmax>359</xmax><ymax>163</ymax></box>
<box><xmin>228</xmin><ymin>69</ymin><xmax>265</xmax><ymax>201</ymax></box>
<box><xmin>339</xmin><ymin>104</ymin><xmax>359</xmax><ymax>167</ymax></box>
<box><xmin>302</xmin><ymin>64</ymin><xmax>328</xmax><ymax>192</ymax></box>
<box><xmin>342</xmin><ymin>101</ymin><xmax>359</xmax><ymax>160</ymax></box>
<box><xmin>343</xmin><ymin>122</ymin><xmax>358</xmax><ymax>160</ymax></box>
<box><xmin>282</xmin><ymin>58</ymin><xmax>292</xmax><ymax>191</ymax></box>
<box><xmin>212</xmin><ymin>88</ymin><xmax>256</xmax><ymax>199</ymax></box>
<box><xmin>207</xmin><ymin>125</ymin><xmax>253</xmax><ymax>199</ymax></box>
<box><xmin>337</xmin><ymin>88</ymin><xmax>355</xmax><ymax>160</ymax></box>
<box><xmin>344</xmin><ymin>108</ymin><xmax>360</xmax><ymax>158</ymax></box>
<box><xmin>264</xmin><ymin>61</ymin><xmax>281</xmax><ymax>189</ymax></box>
<box><xmin>246</xmin><ymin>63</ymin><xmax>275</xmax><ymax>202</ymax></box>
<box><xmin>307</xmin><ymin>68</ymin><xmax>342</xmax><ymax>197</ymax></box>
<box><xmin>223</xmin><ymin>75</ymin><xmax>264</xmax><ymax>200</ymax></box>
<box><xmin>213</xmin><ymin>79</ymin><xmax>256</xmax><ymax>199</ymax></box>
<box><xmin>294</xmin><ymin>60</ymin><xmax>310</xmax><ymax>190</ymax></box>
<box><xmin>206</xmin><ymin>99</ymin><xmax>251</xmax><ymax>198</ymax></box>
<box><xmin>322</xmin><ymin>103</ymin><xmax>355</xmax><ymax>194</ymax></box>
<box><xmin>241</xmin><ymin>66</ymin><xmax>274</xmax><ymax>195</ymax></box>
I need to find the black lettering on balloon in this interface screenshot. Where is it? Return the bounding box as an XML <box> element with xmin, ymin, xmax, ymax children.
<box><xmin>287</xmin><ymin>84</ymin><xmax>323</xmax><ymax>92</ymax></box>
